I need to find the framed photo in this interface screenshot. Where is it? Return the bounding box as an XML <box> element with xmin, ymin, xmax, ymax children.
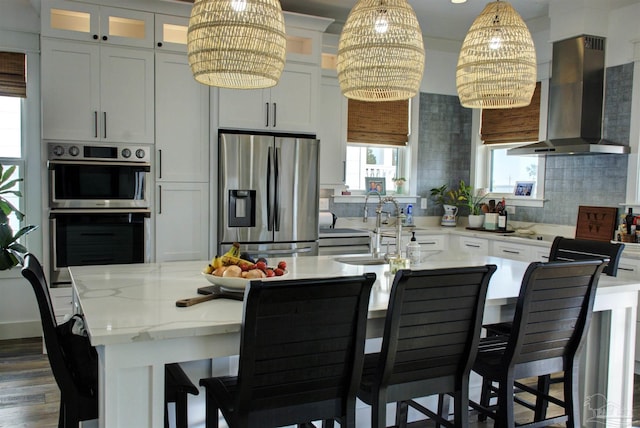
<box><xmin>514</xmin><ymin>181</ymin><xmax>534</xmax><ymax>197</ymax></box>
<box><xmin>365</xmin><ymin>177</ymin><xmax>386</xmax><ymax>195</ymax></box>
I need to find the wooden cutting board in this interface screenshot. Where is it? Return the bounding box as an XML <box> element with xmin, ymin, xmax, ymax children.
<box><xmin>575</xmin><ymin>206</ymin><xmax>619</xmax><ymax>242</ymax></box>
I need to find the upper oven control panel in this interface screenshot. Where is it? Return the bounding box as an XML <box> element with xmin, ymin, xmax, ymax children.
<box><xmin>48</xmin><ymin>143</ymin><xmax>150</xmax><ymax>163</ymax></box>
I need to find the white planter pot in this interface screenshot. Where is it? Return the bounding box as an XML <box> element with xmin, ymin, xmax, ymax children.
<box><xmin>468</xmin><ymin>214</ymin><xmax>484</xmax><ymax>228</ymax></box>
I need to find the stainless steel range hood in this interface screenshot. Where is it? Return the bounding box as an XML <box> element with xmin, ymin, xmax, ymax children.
<box><xmin>508</xmin><ymin>35</ymin><xmax>630</xmax><ymax>156</ymax></box>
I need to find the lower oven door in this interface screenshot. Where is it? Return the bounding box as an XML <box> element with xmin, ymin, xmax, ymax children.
<box><xmin>50</xmin><ymin>210</ymin><xmax>151</xmax><ymax>285</ymax></box>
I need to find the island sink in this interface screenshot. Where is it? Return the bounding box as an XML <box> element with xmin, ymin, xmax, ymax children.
<box><xmin>334</xmin><ymin>256</ymin><xmax>387</xmax><ymax>265</ymax></box>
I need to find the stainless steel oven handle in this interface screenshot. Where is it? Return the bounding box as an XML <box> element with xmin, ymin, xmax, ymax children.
<box><xmin>50</xmin><ymin>208</ymin><xmax>151</xmax><ymax>215</ymax></box>
<box><xmin>48</xmin><ymin>160</ymin><xmax>151</xmax><ymax>170</ymax></box>
<box><xmin>50</xmin><ymin>217</ymin><xmax>59</xmax><ymax>273</ymax></box>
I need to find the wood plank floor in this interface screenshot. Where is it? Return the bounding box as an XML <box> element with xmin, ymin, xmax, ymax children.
<box><xmin>1</xmin><ymin>337</ymin><xmax>639</xmax><ymax>428</ymax></box>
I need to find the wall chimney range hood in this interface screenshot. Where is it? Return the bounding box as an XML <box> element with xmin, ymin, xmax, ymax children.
<box><xmin>508</xmin><ymin>35</ymin><xmax>630</xmax><ymax>156</ymax></box>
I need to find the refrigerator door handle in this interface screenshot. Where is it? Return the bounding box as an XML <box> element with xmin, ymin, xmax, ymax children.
<box><xmin>274</xmin><ymin>147</ymin><xmax>280</xmax><ymax>231</ymax></box>
<box><xmin>267</xmin><ymin>146</ymin><xmax>274</xmax><ymax>231</ymax></box>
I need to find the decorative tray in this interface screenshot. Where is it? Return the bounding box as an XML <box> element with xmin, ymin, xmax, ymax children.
<box><xmin>465</xmin><ymin>227</ymin><xmax>515</xmax><ymax>234</ymax></box>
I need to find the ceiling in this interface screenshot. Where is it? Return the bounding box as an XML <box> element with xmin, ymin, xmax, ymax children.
<box><xmin>278</xmin><ymin>0</ymin><xmax>552</xmax><ymax>38</ymax></box>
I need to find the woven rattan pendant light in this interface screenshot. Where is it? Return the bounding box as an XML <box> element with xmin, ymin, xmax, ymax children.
<box><xmin>337</xmin><ymin>0</ymin><xmax>425</xmax><ymax>102</ymax></box>
<box><xmin>456</xmin><ymin>0</ymin><xmax>536</xmax><ymax>109</ymax></box>
<box><xmin>187</xmin><ymin>0</ymin><xmax>286</xmax><ymax>89</ymax></box>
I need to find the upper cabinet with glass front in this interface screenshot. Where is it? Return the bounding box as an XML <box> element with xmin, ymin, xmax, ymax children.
<box><xmin>42</xmin><ymin>0</ymin><xmax>154</xmax><ymax>49</ymax></box>
<box><xmin>154</xmin><ymin>14</ymin><xmax>189</xmax><ymax>52</ymax></box>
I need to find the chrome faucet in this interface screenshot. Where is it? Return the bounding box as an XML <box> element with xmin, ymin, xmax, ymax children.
<box><xmin>363</xmin><ymin>190</ymin><xmax>382</xmax><ymax>222</ymax></box>
<box><xmin>376</xmin><ymin>196</ymin><xmax>403</xmax><ymax>260</ymax></box>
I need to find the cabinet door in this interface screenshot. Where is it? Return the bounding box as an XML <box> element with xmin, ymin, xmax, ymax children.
<box><xmin>155</xmin><ymin>52</ymin><xmax>210</xmax><ymax>182</ymax></box>
<box><xmin>155</xmin><ymin>14</ymin><xmax>189</xmax><ymax>52</ymax></box>
<box><xmin>270</xmin><ymin>63</ymin><xmax>318</xmax><ymax>133</ymax></box>
<box><xmin>42</xmin><ymin>0</ymin><xmax>100</xmax><ymax>42</ymax></box>
<box><xmin>100</xmin><ymin>46</ymin><xmax>155</xmax><ymax>144</ymax></box>
<box><xmin>218</xmin><ymin>87</ymin><xmax>269</xmax><ymax>130</ymax></box>
<box><xmin>531</xmin><ymin>246</ymin><xmax>551</xmax><ymax>262</ymax></box>
<box><xmin>42</xmin><ymin>39</ymin><xmax>100</xmax><ymax>141</ymax></box>
<box><xmin>99</xmin><ymin>7</ymin><xmax>154</xmax><ymax>48</ymax></box>
<box><xmin>156</xmin><ymin>182</ymin><xmax>209</xmax><ymax>262</ymax></box>
<box><xmin>319</xmin><ymin>75</ymin><xmax>346</xmax><ymax>185</ymax></box>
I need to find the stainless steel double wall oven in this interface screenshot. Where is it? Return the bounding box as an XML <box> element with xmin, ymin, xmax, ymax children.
<box><xmin>47</xmin><ymin>142</ymin><xmax>151</xmax><ymax>285</ymax></box>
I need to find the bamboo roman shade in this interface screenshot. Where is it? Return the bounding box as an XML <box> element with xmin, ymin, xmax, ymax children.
<box><xmin>481</xmin><ymin>82</ymin><xmax>541</xmax><ymax>144</ymax></box>
<box><xmin>347</xmin><ymin>99</ymin><xmax>409</xmax><ymax>146</ymax></box>
<box><xmin>0</xmin><ymin>52</ymin><xmax>26</xmax><ymax>98</ymax></box>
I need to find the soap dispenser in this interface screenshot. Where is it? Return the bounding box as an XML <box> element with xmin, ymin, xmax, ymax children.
<box><xmin>406</xmin><ymin>232</ymin><xmax>421</xmax><ymax>266</ymax></box>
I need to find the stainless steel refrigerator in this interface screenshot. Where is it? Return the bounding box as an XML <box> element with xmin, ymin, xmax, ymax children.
<box><xmin>218</xmin><ymin>132</ymin><xmax>320</xmax><ymax>258</ymax></box>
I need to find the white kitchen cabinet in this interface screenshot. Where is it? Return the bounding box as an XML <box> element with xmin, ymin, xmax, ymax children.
<box><xmin>454</xmin><ymin>235</ymin><xmax>489</xmax><ymax>255</ymax></box>
<box><xmin>531</xmin><ymin>245</ymin><xmax>551</xmax><ymax>262</ymax></box>
<box><xmin>50</xmin><ymin>287</ymin><xmax>73</xmax><ymax>324</ymax></box>
<box><xmin>490</xmin><ymin>241</ymin><xmax>532</xmax><ymax>262</ymax></box>
<box><xmin>154</xmin><ymin>14</ymin><xmax>188</xmax><ymax>52</ymax></box>
<box><xmin>155</xmin><ymin>52</ymin><xmax>209</xmax><ymax>182</ymax></box>
<box><xmin>42</xmin><ymin>38</ymin><xmax>154</xmax><ymax>144</ymax></box>
<box><xmin>155</xmin><ymin>182</ymin><xmax>209</xmax><ymax>262</ymax></box>
<box><xmin>42</xmin><ymin>0</ymin><xmax>154</xmax><ymax>48</ymax></box>
<box><xmin>319</xmin><ymin>74</ymin><xmax>347</xmax><ymax>185</ymax></box>
<box><xmin>617</xmin><ymin>257</ymin><xmax>639</xmax><ymax>281</ymax></box>
<box><xmin>218</xmin><ymin>62</ymin><xmax>319</xmax><ymax>134</ymax></box>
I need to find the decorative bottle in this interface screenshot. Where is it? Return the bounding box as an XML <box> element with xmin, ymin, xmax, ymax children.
<box><xmin>626</xmin><ymin>208</ymin><xmax>634</xmax><ymax>235</ymax></box>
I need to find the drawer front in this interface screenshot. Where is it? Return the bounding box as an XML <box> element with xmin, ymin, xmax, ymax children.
<box><xmin>491</xmin><ymin>241</ymin><xmax>531</xmax><ymax>262</ymax></box>
<box><xmin>617</xmin><ymin>258</ymin><xmax>638</xmax><ymax>280</ymax></box>
<box><xmin>457</xmin><ymin>236</ymin><xmax>488</xmax><ymax>254</ymax></box>
<box><xmin>415</xmin><ymin>234</ymin><xmax>446</xmax><ymax>251</ymax></box>
<box><xmin>50</xmin><ymin>287</ymin><xmax>73</xmax><ymax>319</ymax></box>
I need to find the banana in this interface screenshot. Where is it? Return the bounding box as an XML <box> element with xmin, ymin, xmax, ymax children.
<box><xmin>220</xmin><ymin>255</ymin><xmax>254</xmax><ymax>268</ymax></box>
<box><xmin>202</xmin><ymin>264</ymin><xmax>214</xmax><ymax>274</ymax></box>
<box><xmin>224</xmin><ymin>242</ymin><xmax>241</xmax><ymax>258</ymax></box>
<box><xmin>211</xmin><ymin>256</ymin><xmax>223</xmax><ymax>270</ymax></box>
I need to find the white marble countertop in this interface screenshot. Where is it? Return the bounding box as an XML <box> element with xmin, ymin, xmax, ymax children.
<box><xmin>70</xmin><ymin>253</ymin><xmax>640</xmax><ymax>347</ymax></box>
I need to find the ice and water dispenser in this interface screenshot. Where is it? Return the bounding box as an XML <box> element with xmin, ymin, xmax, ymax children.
<box><xmin>228</xmin><ymin>190</ymin><xmax>256</xmax><ymax>227</ymax></box>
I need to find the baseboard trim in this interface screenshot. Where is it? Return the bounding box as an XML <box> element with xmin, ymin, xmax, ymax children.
<box><xmin>0</xmin><ymin>321</ymin><xmax>42</xmax><ymax>341</ymax></box>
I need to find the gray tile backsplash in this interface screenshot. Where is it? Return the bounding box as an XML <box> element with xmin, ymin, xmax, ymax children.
<box><xmin>328</xmin><ymin>63</ymin><xmax>633</xmax><ymax>226</ymax></box>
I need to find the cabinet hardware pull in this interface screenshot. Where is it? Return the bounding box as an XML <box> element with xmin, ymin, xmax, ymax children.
<box><xmin>465</xmin><ymin>244</ymin><xmax>481</xmax><ymax>248</ymax></box>
<box><xmin>265</xmin><ymin>102</ymin><xmax>269</xmax><ymax>127</ymax></box>
<box><xmin>94</xmin><ymin>111</ymin><xmax>98</xmax><ymax>138</ymax></box>
<box><xmin>102</xmin><ymin>35</ymin><xmax>108</xmax><ymax>41</ymax></box>
<box><xmin>273</xmin><ymin>103</ymin><xmax>277</xmax><ymax>127</ymax></box>
<box><xmin>342</xmin><ymin>161</ymin><xmax>346</xmax><ymax>182</ymax></box>
<box><xmin>158</xmin><ymin>150</ymin><xmax>162</xmax><ymax>179</ymax></box>
<box><xmin>93</xmin><ymin>34</ymin><xmax>99</xmax><ymax>40</ymax></box>
<box><xmin>103</xmin><ymin>112</ymin><xmax>107</xmax><ymax>138</ymax></box>
<box><xmin>503</xmin><ymin>249</ymin><xmax>520</xmax><ymax>254</ymax></box>
<box><xmin>423</xmin><ymin>241</ymin><xmax>437</xmax><ymax>245</ymax></box>
<box><xmin>618</xmin><ymin>267</ymin><xmax>634</xmax><ymax>272</ymax></box>
<box><xmin>158</xmin><ymin>185</ymin><xmax>162</xmax><ymax>214</ymax></box>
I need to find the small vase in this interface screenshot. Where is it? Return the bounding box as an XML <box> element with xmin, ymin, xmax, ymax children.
<box><xmin>468</xmin><ymin>214</ymin><xmax>484</xmax><ymax>228</ymax></box>
<box><xmin>395</xmin><ymin>185</ymin><xmax>403</xmax><ymax>194</ymax></box>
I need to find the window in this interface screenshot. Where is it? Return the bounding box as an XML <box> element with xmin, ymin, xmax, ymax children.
<box><xmin>346</xmin><ymin>99</ymin><xmax>409</xmax><ymax>192</ymax></box>
<box><xmin>345</xmin><ymin>145</ymin><xmax>403</xmax><ymax>193</ymax></box>
<box><xmin>479</xmin><ymin>82</ymin><xmax>545</xmax><ymax>203</ymax></box>
<box><xmin>488</xmin><ymin>145</ymin><xmax>543</xmax><ymax>197</ymax></box>
<box><xmin>0</xmin><ymin>95</ymin><xmax>24</xmax><ymax>232</ymax></box>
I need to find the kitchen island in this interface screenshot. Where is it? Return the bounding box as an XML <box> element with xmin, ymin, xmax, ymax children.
<box><xmin>70</xmin><ymin>253</ymin><xmax>639</xmax><ymax>428</ymax></box>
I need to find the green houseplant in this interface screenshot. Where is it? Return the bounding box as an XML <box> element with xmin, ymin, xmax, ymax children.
<box><xmin>0</xmin><ymin>165</ymin><xmax>37</xmax><ymax>270</ymax></box>
<box><xmin>456</xmin><ymin>180</ymin><xmax>487</xmax><ymax>228</ymax></box>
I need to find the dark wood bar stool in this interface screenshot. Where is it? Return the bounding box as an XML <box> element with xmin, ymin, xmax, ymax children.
<box><xmin>356</xmin><ymin>265</ymin><xmax>497</xmax><ymax>428</ymax></box>
<box><xmin>21</xmin><ymin>253</ymin><xmax>199</xmax><ymax>428</ymax></box>
<box><xmin>199</xmin><ymin>273</ymin><xmax>376</xmax><ymax>428</ymax></box>
<box><xmin>470</xmin><ymin>259</ymin><xmax>606</xmax><ymax>427</ymax></box>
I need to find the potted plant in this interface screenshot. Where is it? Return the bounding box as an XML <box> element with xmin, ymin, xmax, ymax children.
<box><xmin>392</xmin><ymin>177</ymin><xmax>406</xmax><ymax>194</ymax></box>
<box><xmin>430</xmin><ymin>184</ymin><xmax>464</xmax><ymax>226</ymax></box>
<box><xmin>457</xmin><ymin>180</ymin><xmax>487</xmax><ymax>228</ymax></box>
<box><xmin>0</xmin><ymin>165</ymin><xmax>37</xmax><ymax>270</ymax></box>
